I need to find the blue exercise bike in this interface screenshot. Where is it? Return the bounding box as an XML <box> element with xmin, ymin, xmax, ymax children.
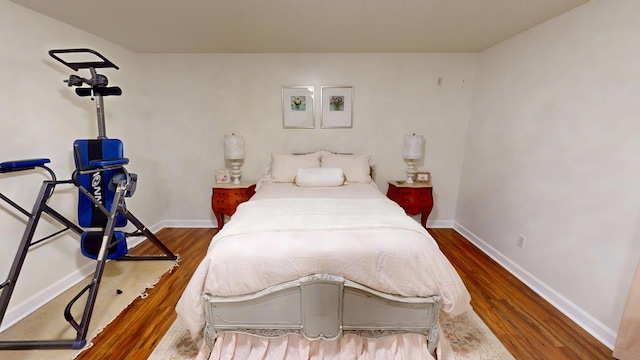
<box><xmin>0</xmin><ymin>49</ymin><xmax>176</xmax><ymax>350</ymax></box>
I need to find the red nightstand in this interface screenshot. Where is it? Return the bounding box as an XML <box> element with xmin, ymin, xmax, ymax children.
<box><xmin>386</xmin><ymin>181</ymin><xmax>433</xmax><ymax>228</ymax></box>
<box><xmin>211</xmin><ymin>182</ymin><xmax>256</xmax><ymax>229</ymax></box>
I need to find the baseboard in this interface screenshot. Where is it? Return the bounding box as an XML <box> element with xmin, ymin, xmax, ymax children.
<box><xmin>453</xmin><ymin>222</ymin><xmax>617</xmax><ymax>349</ymax></box>
<box><xmin>427</xmin><ymin>219</ymin><xmax>454</xmax><ymax>228</ymax></box>
<box><xmin>158</xmin><ymin>219</ymin><xmax>217</xmax><ymax>228</ymax></box>
<box><xmin>404</xmin><ymin>214</ymin><xmax>454</xmax><ymax>229</ymax></box>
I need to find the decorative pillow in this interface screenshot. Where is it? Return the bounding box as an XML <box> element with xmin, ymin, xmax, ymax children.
<box><xmin>270</xmin><ymin>152</ymin><xmax>321</xmax><ymax>182</ymax></box>
<box><xmin>295</xmin><ymin>167</ymin><xmax>345</xmax><ymax>187</ymax></box>
<box><xmin>320</xmin><ymin>153</ymin><xmax>372</xmax><ymax>183</ymax></box>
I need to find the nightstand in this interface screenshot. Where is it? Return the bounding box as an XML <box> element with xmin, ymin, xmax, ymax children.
<box><xmin>386</xmin><ymin>181</ymin><xmax>433</xmax><ymax>228</ymax></box>
<box><xmin>211</xmin><ymin>182</ymin><xmax>256</xmax><ymax>229</ymax></box>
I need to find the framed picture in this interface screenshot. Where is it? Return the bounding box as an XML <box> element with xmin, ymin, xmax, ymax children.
<box><xmin>282</xmin><ymin>85</ymin><xmax>315</xmax><ymax>129</ymax></box>
<box><xmin>215</xmin><ymin>169</ymin><xmax>230</xmax><ymax>184</ymax></box>
<box><xmin>321</xmin><ymin>86</ymin><xmax>354</xmax><ymax>129</ymax></box>
<box><xmin>416</xmin><ymin>171</ymin><xmax>431</xmax><ymax>183</ymax></box>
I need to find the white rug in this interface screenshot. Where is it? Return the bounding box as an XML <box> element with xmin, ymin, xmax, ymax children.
<box><xmin>149</xmin><ymin>310</ymin><xmax>515</xmax><ymax>360</ymax></box>
<box><xmin>0</xmin><ymin>258</ymin><xmax>178</xmax><ymax>360</ymax></box>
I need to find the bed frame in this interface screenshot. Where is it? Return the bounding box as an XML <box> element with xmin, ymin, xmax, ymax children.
<box><xmin>203</xmin><ymin>273</ymin><xmax>442</xmax><ymax>354</ymax></box>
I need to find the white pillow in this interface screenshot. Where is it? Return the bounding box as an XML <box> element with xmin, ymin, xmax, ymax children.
<box><xmin>270</xmin><ymin>152</ymin><xmax>321</xmax><ymax>182</ymax></box>
<box><xmin>320</xmin><ymin>153</ymin><xmax>372</xmax><ymax>183</ymax></box>
<box><xmin>295</xmin><ymin>167</ymin><xmax>345</xmax><ymax>187</ymax></box>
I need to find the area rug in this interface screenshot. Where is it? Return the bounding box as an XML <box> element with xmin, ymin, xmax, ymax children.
<box><xmin>0</xmin><ymin>258</ymin><xmax>178</xmax><ymax>360</ymax></box>
<box><xmin>149</xmin><ymin>310</ymin><xmax>514</xmax><ymax>360</ymax></box>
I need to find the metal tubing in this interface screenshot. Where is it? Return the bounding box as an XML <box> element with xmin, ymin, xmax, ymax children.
<box><xmin>0</xmin><ymin>339</ymin><xmax>86</xmax><ymax>350</ymax></box>
<box><xmin>74</xmin><ymin>184</ymin><xmax>125</xmax><ymax>341</ymax></box>
<box><xmin>0</xmin><ymin>192</ymin><xmax>32</xmax><ymax>218</ymax></box>
<box><xmin>41</xmin><ymin>204</ymin><xmax>84</xmax><ymax>236</ymax></box>
<box><xmin>123</xmin><ymin>208</ymin><xmax>176</xmax><ymax>260</ymax></box>
<box><xmin>95</xmin><ymin>94</ymin><xmax>107</xmax><ymax>139</ymax></box>
<box><xmin>0</xmin><ymin>181</ymin><xmax>56</xmax><ymax>325</ymax></box>
<box><xmin>1</xmin><ymin>168</ymin><xmax>176</xmax><ymax>350</ymax></box>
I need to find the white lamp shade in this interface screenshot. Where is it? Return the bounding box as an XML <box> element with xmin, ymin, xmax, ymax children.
<box><xmin>403</xmin><ymin>134</ymin><xmax>424</xmax><ymax>160</ymax></box>
<box><xmin>224</xmin><ymin>134</ymin><xmax>244</xmax><ymax>160</ymax></box>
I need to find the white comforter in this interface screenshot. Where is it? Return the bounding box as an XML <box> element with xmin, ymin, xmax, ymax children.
<box><xmin>176</xmin><ymin>183</ymin><xmax>471</xmax><ymax>359</ymax></box>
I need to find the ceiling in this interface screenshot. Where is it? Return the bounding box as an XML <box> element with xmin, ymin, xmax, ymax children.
<box><xmin>11</xmin><ymin>0</ymin><xmax>589</xmax><ymax>53</ymax></box>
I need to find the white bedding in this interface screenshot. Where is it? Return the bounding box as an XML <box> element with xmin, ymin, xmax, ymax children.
<box><xmin>176</xmin><ymin>182</ymin><xmax>471</xmax><ymax>360</ymax></box>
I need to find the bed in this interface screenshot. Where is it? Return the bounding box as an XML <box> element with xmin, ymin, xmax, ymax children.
<box><xmin>176</xmin><ymin>151</ymin><xmax>471</xmax><ymax>360</ymax></box>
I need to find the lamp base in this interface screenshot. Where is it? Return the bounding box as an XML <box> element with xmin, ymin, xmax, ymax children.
<box><xmin>230</xmin><ymin>161</ymin><xmax>242</xmax><ymax>185</ymax></box>
<box><xmin>405</xmin><ymin>159</ymin><xmax>417</xmax><ymax>184</ymax></box>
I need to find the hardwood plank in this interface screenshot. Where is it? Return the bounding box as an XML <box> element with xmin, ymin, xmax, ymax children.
<box><xmin>73</xmin><ymin>227</ymin><xmax>614</xmax><ymax>360</ymax></box>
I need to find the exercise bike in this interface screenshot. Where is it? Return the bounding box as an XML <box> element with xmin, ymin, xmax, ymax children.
<box><xmin>0</xmin><ymin>49</ymin><xmax>177</xmax><ymax>350</ymax></box>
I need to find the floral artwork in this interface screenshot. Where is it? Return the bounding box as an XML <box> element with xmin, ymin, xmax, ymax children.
<box><xmin>329</xmin><ymin>96</ymin><xmax>344</xmax><ymax>111</ymax></box>
<box><xmin>290</xmin><ymin>96</ymin><xmax>306</xmax><ymax>111</ymax></box>
<box><xmin>321</xmin><ymin>86</ymin><xmax>353</xmax><ymax>128</ymax></box>
<box><xmin>282</xmin><ymin>86</ymin><xmax>314</xmax><ymax>128</ymax></box>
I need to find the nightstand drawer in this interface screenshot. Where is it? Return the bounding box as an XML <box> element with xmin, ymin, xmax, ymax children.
<box><xmin>395</xmin><ymin>196</ymin><xmax>423</xmax><ymax>207</ymax></box>
<box><xmin>395</xmin><ymin>187</ymin><xmax>431</xmax><ymax>197</ymax></box>
<box><xmin>213</xmin><ymin>191</ymin><xmax>251</xmax><ymax>204</ymax></box>
<box><xmin>212</xmin><ymin>197</ymin><xmax>243</xmax><ymax>208</ymax></box>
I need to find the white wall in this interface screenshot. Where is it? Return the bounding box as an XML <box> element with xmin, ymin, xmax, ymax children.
<box><xmin>0</xmin><ymin>0</ymin><xmax>160</xmax><ymax>329</ymax></box>
<box><xmin>142</xmin><ymin>53</ymin><xmax>477</xmax><ymax>226</ymax></box>
<box><xmin>457</xmin><ymin>0</ymin><xmax>640</xmax><ymax>347</ymax></box>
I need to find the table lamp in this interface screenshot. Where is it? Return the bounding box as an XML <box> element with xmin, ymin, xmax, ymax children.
<box><xmin>403</xmin><ymin>133</ymin><xmax>424</xmax><ymax>184</ymax></box>
<box><xmin>224</xmin><ymin>133</ymin><xmax>244</xmax><ymax>184</ymax></box>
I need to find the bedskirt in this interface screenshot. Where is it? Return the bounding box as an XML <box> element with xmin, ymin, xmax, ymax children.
<box><xmin>192</xmin><ymin>332</ymin><xmax>455</xmax><ymax>360</ymax></box>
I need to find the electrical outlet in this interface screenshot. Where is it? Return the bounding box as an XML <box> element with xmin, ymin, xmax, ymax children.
<box><xmin>517</xmin><ymin>235</ymin><xmax>526</xmax><ymax>248</ymax></box>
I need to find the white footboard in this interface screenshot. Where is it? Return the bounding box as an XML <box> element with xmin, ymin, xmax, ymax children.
<box><xmin>203</xmin><ymin>274</ymin><xmax>442</xmax><ymax>354</ymax></box>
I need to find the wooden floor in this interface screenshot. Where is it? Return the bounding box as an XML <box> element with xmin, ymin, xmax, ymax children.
<box><xmin>430</xmin><ymin>228</ymin><xmax>615</xmax><ymax>360</ymax></box>
<box><xmin>72</xmin><ymin>227</ymin><xmax>614</xmax><ymax>360</ymax></box>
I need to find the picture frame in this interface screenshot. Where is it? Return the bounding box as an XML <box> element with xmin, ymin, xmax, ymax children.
<box><xmin>215</xmin><ymin>169</ymin><xmax>231</xmax><ymax>184</ymax></box>
<box><xmin>416</xmin><ymin>171</ymin><xmax>431</xmax><ymax>183</ymax></box>
<box><xmin>282</xmin><ymin>85</ymin><xmax>315</xmax><ymax>129</ymax></box>
<box><xmin>321</xmin><ymin>86</ymin><xmax>354</xmax><ymax>129</ymax></box>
